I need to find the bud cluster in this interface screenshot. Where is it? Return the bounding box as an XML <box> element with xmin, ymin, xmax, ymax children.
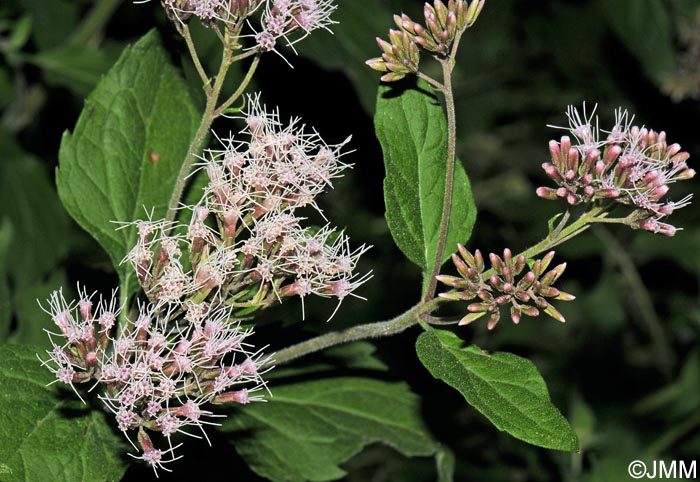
<box><xmin>366</xmin><ymin>0</ymin><xmax>485</xmax><ymax>82</ymax></box>
<box><xmin>437</xmin><ymin>245</ymin><xmax>575</xmax><ymax>330</ymax></box>
<box><xmin>537</xmin><ymin>106</ymin><xmax>695</xmax><ymax>236</ymax></box>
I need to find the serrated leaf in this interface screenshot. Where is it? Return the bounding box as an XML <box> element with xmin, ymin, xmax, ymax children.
<box><xmin>416</xmin><ymin>328</ymin><xmax>580</xmax><ymax>452</ymax></box>
<box><xmin>56</xmin><ymin>30</ymin><xmax>200</xmax><ymax>297</ymax></box>
<box><xmin>375</xmin><ymin>81</ymin><xmax>477</xmax><ymax>275</ymax></box>
<box><xmin>224</xmin><ymin>377</ymin><xmax>438</xmax><ymax>482</ymax></box>
<box><xmin>0</xmin><ymin>343</ymin><xmax>127</xmax><ymax>482</ymax></box>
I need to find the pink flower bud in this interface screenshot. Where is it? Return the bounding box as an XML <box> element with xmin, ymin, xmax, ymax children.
<box><xmin>213</xmin><ymin>389</ymin><xmax>250</xmax><ymax>405</ymax></box>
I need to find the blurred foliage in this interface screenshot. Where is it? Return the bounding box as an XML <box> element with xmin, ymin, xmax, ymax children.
<box><xmin>0</xmin><ymin>0</ymin><xmax>698</xmax><ymax>480</ymax></box>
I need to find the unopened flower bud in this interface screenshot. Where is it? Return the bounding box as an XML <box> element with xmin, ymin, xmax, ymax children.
<box><xmin>212</xmin><ymin>389</ymin><xmax>250</xmax><ymax>405</ymax></box>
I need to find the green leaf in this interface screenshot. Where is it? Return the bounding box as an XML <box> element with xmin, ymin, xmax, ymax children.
<box><xmin>547</xmin><ymin>212</ymin><xmax>564</xmax><ymax>235</ymax></box>
<box><xmin>375</xmin><ymin>81</ymin><xmax>477</xmax><ymax>274</ymax></box>
<box><xmin>0</xmin><ymin>343</ymin><xmax>127</xmax><ymax>482</ymax></box>
<box><xmin>224</xmin><ymin>377</ymin><xmax>438</xmax><ymax>482</ymax></box>
<box><xmin>0</xmin><ymin>131</ymin><xmax>72</xmax><ymax>287</ymax></box>
<box><xmin>598</xmin><ymin>0</ymin><xmax>677</xmax><ymax>83</ymax></box>
<box><xmin>298</xmin><ymin>0</ymin><xmax>393</xmax><ymax>113</ymax></box>
<box><xmin>57</xmin><ymin>30</ymin><xmax>200</xmax><ymax>297</ymax></box>
<box><xmin>415</xmin><ymin>328</ymin><xmax>580</xmax><ymax>452</ymax></box>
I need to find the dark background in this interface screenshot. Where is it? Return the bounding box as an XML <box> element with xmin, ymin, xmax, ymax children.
<box><xmin>1</xmin><ymin>0</ymin><xmax>699</xmax><ymax>480</ymax></box>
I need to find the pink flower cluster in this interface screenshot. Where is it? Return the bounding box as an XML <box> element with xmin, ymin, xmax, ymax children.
<box><xmin>40</xmin><ymin>288</ymin><xmax>268</xmax><ymax>474</ymax></box>
<box><xmin>161</xmin><ymin>0</ymin><xmax>262</xmax><ymax>24</ymax></box>
<box><xmin>438</xmin><ymin>246</ymin><xmax>574</xmax><ymax>330</ymax></box>
<box><xmin>123</xmin><ymin>95</ymin><xmax>370</xmax><ymax>320</ymax></box>
<box><xmin>537</xmin><ymin>105</ymin><xmax>695</xmax><ymax>236</ymax></box>
<box><xmin>255</xmin><ymin>0</ymin><xmax>337</xmax><ymax>53</ymax></box>
<box><xmin>157</xmin><ymin>0</ymin><xmax>337</xmax><ymax>53</ymax></box>
<box><xmin>41</xmin><ymin>95</ymin><xmax>369</xmax><ymax>473</ymax></box>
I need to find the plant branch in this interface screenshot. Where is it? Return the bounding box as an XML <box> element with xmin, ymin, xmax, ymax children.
<box><xmin>268</xmin><ymin>206</ymin><xmax>611</xmax><ymax>368</ymax></box>
<box><xmin>423</xmin><ymin>58</ymin><xmax>457</xmax><ymax>302</ymax></box>
<box><xmin>214</xmin><ymin>53</ymin><xmax>261</xmax><ymax>116</ymax></box>
<box><xmin>231</xmin><ymin>49</ymin><xmax>260</xmax><ymax>63</ymax></box>
<box><xmin>165</xmin><ymin>42</ymin><xmax>234</xmax><ymax>223</ymax></box>
<box><xmin>265</xmin><ymin>298</ymin><xmax>442</xmax><ymax>367</ymax></box>
<box><xmin>518</xmin><ymin>207</ymin><xmax>605</xmax><ymax>260</ymax></box>
<box><xmin>416</xmin><ymin>71</ymin><xmax>445</xmax><ymax>91</ymax></box>
<box><xmin>181</xmin><ymin>24</ymin><xmax>210</xmax><ymax>89</ymax></box>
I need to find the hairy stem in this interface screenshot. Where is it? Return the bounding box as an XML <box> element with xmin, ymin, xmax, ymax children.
<box><xmin>269</xmin><ymin>207</ymin><xmax>609</xmax><ymax>367</ymax></box>
<box><xmin>165</xmin><ymin>42</ymin><xmax>235</xmax><ymax>223</ymax></box>
<box><xmin>215</xmin><ymin>53</ymin><xmax>261</xmax><ymax>116</ymax></box>
<box><xmin>424</xmin><ymin>58</ymin><xmax>457</xmax><ymax>302</ymax></box>
<box><xmin>416</xmin><ymin>71</ymin><xmax>445</xmax><ymax>91</ymax></box>
<box><xmin>266</xmin><ymin>299</ymin><xmax>442</xmax><ymax>367</ymax></box>
<box><xmin>181</xmin><ymin>25</ymin><xmax>210</xmax><ymax>89</ymax></box>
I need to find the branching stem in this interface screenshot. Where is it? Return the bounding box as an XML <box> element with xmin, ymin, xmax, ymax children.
<box><xmin>269</xmin><ymin>206</ymin><xmax>611</xmax><ymax>368</ymax></box>
<box><xmin>266</xmin><ymin>298</ymin><xmax>443</xmax><ymax>367</ymax></box>
<box><xmin>165</xmin><ymin>37</ymin><xmax>258</xmax><ymax>224</ymax></box>
<box><xmin>181</xmin><ymin>25</ymin><xmax>210</xmax><ymax>89</ymax></box>
<box><xmin>215</xmin><ymin>54</ymin><xmax>261</xmax><ymax>116</ymax></box>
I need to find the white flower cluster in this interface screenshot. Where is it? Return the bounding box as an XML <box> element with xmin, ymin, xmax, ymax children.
<box><xmin>40</xmin><ymin>94</ymin><xmax>369</xmax><ymax>474</ymax></box>
<box><xmin>155</xmin><ymin>0</ymin><xmax>337</xmax><ymax>55</ymax></box>
<box><xmin>122</xmin><ymin>94</ymin><xmax>371</xmax><ymax>320</ymax></box>
<box><xmin>40</xmin><ymin>287</ymin><xmax>269</xmax><ymax>474</ymax></box>
<box><xmin>255</xmin><ymin>0</ymin><xmax>337</xmax><ymax>53</ymax></box>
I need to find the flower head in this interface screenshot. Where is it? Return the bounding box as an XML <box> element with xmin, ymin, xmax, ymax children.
<box><xmin>40</xmin><ymin>94</ymin><xmax>369</xmax><ymax>473</ymax></box>
<box><xmin>41</xmin><ymin>287</ymin><xmax>270</xmax><ymax>470</ymax></box>
<box><xmin>255</xmin><ymin>0</ymin><xmax>337</xmax><ymax>53</ymax></box>
<box><xmin>538</xmin><ymin>105</ymin><xmax>695</xmax><ymax>236</ymax></box>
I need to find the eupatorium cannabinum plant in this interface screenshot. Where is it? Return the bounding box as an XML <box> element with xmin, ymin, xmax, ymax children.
<box><xmin>0</xmin><ymin>0</ymin><xmax>694</xmax><ymax>480</ymax></box>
